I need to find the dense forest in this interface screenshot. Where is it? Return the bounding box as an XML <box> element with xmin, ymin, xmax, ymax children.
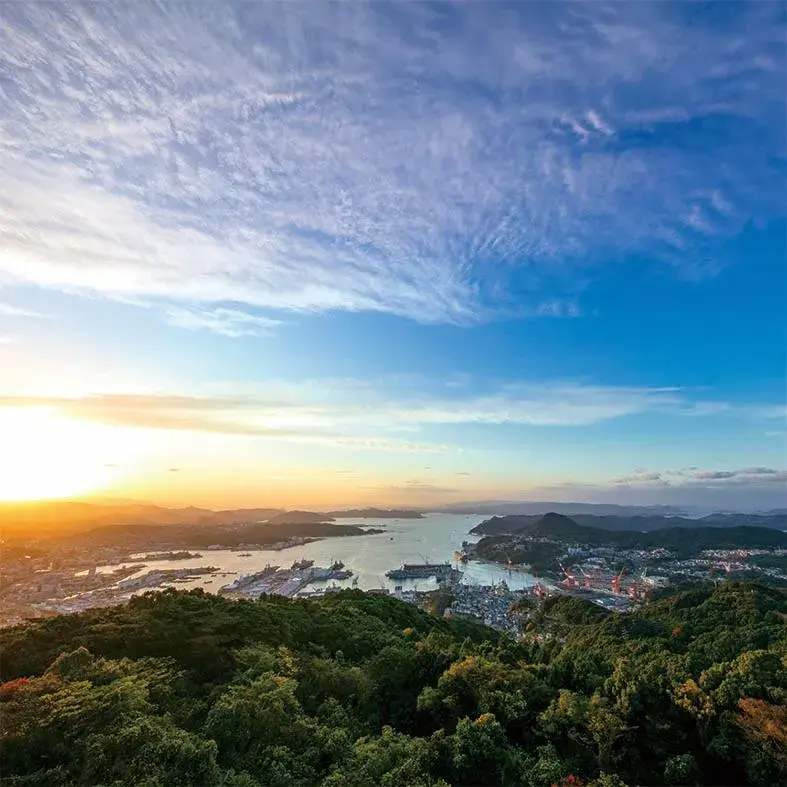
<box><xmin>0</xmin><ymin>584</ymin><xmax>785</xmax><ymax>786</ymax></box>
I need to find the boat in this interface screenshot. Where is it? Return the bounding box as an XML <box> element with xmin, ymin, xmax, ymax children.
<box><xmin>331</xmin><ymin>570</ymin><xmax>353</xmax><ymax>580</ymax></box>
<box><xmin>291</xmin><ymin>559</ymin><xmax>315</xmax><ymax>571</ymax></box>
<box><xmin>330</xmin><ymin>560</ymin><xmax>345</xmax><ymax>571</ymax></box>
<box><xmin>239</xmin><ymin>553</ymin><xmax>252</xmax><ymax>557</ymax></box>
<box><xmin>385</xmin><ymin>562</ymin><xmax>455</xmax><ymax>580</ymax></box>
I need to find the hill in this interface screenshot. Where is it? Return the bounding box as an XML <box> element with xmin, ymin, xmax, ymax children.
<box><xmin>265</xmin><ymin>510</ymin><xmax>334</xmax><ymax>525</ymax></box>
<box><xmin>473</xmin><ymin>512</ymin><xmax>787</xmax><ymax>559</ymax></box>
<box><xmin>472</xmin><ymin>510</ymin><xmax>787</xmax><ymax>536</ymax></box>
<box><xmin>0</xmin><ymin>583</ymin><xmax>784</xmax><ymax>786</ymax></box>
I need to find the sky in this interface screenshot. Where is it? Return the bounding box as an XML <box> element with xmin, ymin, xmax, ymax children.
<box><xmin>0</xmin><ymin>1</ymin><xmax>785</xmax><ymax>511</ymax></box>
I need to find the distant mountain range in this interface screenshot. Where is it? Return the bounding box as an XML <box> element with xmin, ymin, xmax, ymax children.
<box><xmin>3</xmin><ymin>499</ymin><xmax>783</xmax><ymax>542</ymax></box>
<box><xmin>438</xmin><ymin>500</ymin><xmax>787</xmax><ymax>518</ymax></box>
<box><xmin>0</xmin><ymin>502</ymin><xmax>426</xmax><ymax>540</ymax></box>
<box><xmin>471</xmin><ymin>510</ymin><xmax>787</xmax><ymax>535</ymax></box>
<box><xmin>0</xmin><ymin>502</ymin><xmax>286</xmax><ymax>539</ymax></box>
<box><xmin>437</xmin><ymin>501</ymin><xmax>706</xmax><ymax>517</ymax></box>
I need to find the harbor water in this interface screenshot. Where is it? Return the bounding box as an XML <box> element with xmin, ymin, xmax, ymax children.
<box><xmin>90</xmin><ymin>513</ymin><xmax>537</xmax><ymax>594</ymax></box>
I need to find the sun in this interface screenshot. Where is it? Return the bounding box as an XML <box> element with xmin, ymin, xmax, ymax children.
<box><xmin>0</xmin><ymin>408</ymin><xmax>118</xmax><ymax>502</ymax></box>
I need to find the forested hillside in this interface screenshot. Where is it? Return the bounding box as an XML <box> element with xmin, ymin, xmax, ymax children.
<box><xmin>471</xmin><ymin>513</ymin><xmax>787</xmax><ymax>558</ymax></box>
<box><xmin>1</xmin><ymin>584</ymin><xmax>785</xmax><ymax>786</ymax></box>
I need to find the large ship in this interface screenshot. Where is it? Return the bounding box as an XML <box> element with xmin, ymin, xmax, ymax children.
<box><xmin>385</xmin><ymin>562</ymin><xmax>458</xmax><ymax>580</ymax></box>
<box><xmin>291</xmin><ymin>559</ymin><xmax>315</xmax><ymax>571</ymax></box>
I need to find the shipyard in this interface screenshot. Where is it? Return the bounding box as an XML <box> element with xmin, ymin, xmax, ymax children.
<box><xmin>220</xmin><ymin>560</ymin><xmax>355</xmax><ymax>599</ymax></box>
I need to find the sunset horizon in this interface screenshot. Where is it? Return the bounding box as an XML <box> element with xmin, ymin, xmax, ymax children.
<box><xmin>1</xmin><ymin>2</ymin><xmax>784</xmax><ymax>513</ymax></box>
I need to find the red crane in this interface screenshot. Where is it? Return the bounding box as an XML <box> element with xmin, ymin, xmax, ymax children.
<box><xmin>534</xmin><ymin>582</ymin><xmax>544</xmax><ymax>599</ymax></box>
<box><xmin>612</xmin><ymin>567</ymin><xmax>626</xmax><ymax>594</ymax></box>
<box><xmin>559</xmin><ymin>563</ymin><xmax>576</xmax><ymax>590</ymax></box>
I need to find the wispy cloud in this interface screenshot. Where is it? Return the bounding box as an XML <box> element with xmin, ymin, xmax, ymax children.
<box><xmin>0</xmin><ymin>3</ymin><xmax>783</xmax><ymax>322</ymax></box>
<box><xmin>611</xmin><ymin>466</ymin><xmax>787</xmax><ymax>488</ymax></box>
<box><xmin>0</xmin><ymin>390</ymin><xmax>452</xmax><ymax>453</ymax></box>
<box><xmin>165</xmin><ymin>307</ymin><xmax>281</xmax><ymax>338</ymax></box>
<box><xmin>611</xmin><ymin>471</ymin><xmax>665</xmax><ymax>484</ymax></box>
<box><xmin>0</xmin><ymin>302</ymin><xmax>45</xmax><ymax>318</ymax></box>
<box><xmin>0</xmin><ymin>378</ymin><xmax>777</xmax><ymax>446</ymax></box>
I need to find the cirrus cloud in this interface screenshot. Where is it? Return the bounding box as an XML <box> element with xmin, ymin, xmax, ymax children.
<box><xmin>0</xmin><ymin>2</ymin><xmax>783</xmax><ymax>324</ymax></box>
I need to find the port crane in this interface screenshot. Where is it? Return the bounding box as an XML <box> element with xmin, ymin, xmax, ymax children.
<box><xmin>578</xmin><ymin>567</ymin><xmax>593</xmax><ymax>590</ymax></box>
<box><xmin>534</xmin><ymin>582</ymin><xmax>545</xmax><ymax>600</ymax></box>
<box><xmin>612</xmin><ymin>567</ymin><xmax>626</xmax><ymax>594</ymax></box>
<box><xmin>559</xmin><ymin>563</ymin><xmax>576</xmax><ymax>590</ymax></box>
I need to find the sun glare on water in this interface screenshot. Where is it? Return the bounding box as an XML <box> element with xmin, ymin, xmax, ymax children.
<box><xmin>0</xmin><ymin>408</ymin><xmax>120</xmax><ymax>501</ymax></box>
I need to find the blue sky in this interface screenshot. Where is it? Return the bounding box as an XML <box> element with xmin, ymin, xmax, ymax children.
<box><xmin>0</xmin><ymin>1</ymin><xmax>784</xmax><ymax>510</ymax></box>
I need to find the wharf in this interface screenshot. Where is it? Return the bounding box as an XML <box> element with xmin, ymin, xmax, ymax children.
<box><xmin>219</xmin><ymin>563</ymin><xmax>354</xmax><ymax>599</ymax></box>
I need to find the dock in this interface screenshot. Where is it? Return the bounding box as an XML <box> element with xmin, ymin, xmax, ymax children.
<box><xmin>219</xmin><ymin>563</ymin><xmax>354</xmax><ymax>599</ymax></box>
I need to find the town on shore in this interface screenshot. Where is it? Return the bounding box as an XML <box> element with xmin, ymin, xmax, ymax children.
<box><xmin>1</xmin><ymin>502</ymin><xmax>784</xmax><ymax>630</ymax></box>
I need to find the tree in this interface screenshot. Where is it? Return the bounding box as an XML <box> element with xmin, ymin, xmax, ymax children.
<box><xmin>451</xmin><ymin>713</ymin><xmax>511</xmax><ymax>786</ymax></box>
<box><xmin>663</xmin><ymin>754</ymin><xmax>698</xmax><ymax>785</ymax></box>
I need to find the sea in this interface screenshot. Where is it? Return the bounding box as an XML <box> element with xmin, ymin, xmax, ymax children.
<box><xmin>92</xmin><ymin>513</ymin><xmax>537</xmax><ymax>594</ymax></box>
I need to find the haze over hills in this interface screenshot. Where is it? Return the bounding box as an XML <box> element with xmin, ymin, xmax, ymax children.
<box><xmin>0</xmin><ymin>501</ymin><xmax>430</xmax><ymax>541</ymax></box>
<box><xmin>3</xmin><ymin>499</ymin><xmax>786</xmax><ymax>541</ymax></box>
<box><xmin>0</xmin><ymin>502</ymin><xmax>288</xmax><ymax>539</ymax></box>
<box><xmin>437</xmin><ymin>500</ymin><xmax>706</xmax><ymax>517</ymax></box>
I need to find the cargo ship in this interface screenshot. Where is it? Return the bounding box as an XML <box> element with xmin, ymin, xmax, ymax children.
<box><xmin>385</xmin><ymin>562</ymin><xmax>458</xmax><ymax>580</ymax></box>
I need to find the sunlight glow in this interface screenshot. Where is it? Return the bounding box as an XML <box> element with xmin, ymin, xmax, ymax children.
<box><xmin>0</xmin><ymin>408</ymin><xmax>123</xmax><ymax>501</ymax></box>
